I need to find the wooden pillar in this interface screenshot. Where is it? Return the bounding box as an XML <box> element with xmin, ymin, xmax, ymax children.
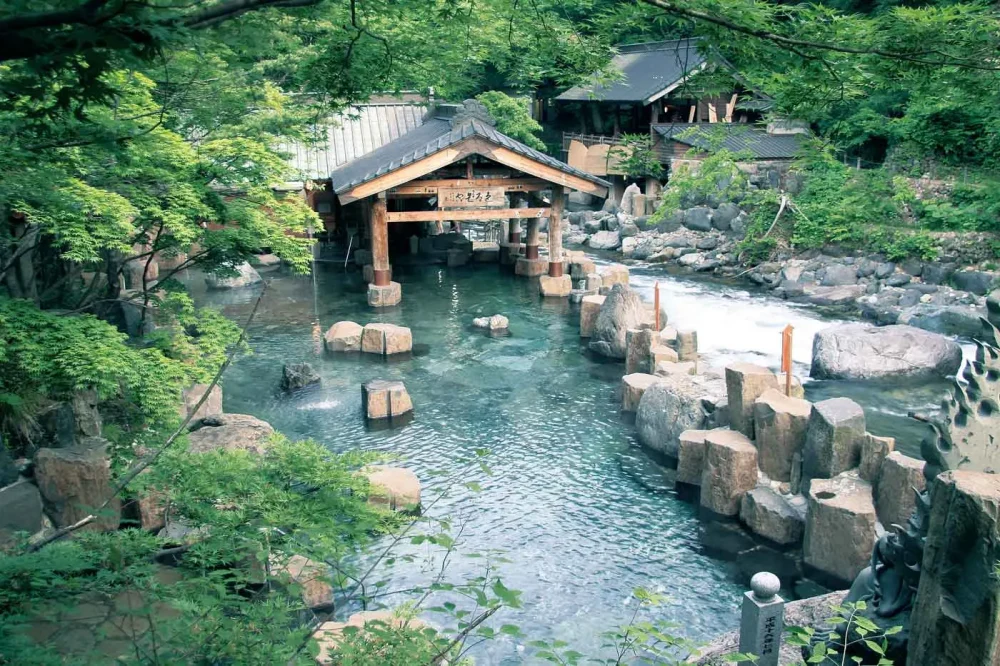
<box><xmin>548</xmin><ymin>185</ymin><xmax>565</xmax><ymax>277</ymax></box>
<box><xmin>524</xmin><ymin>216</ymin><xmax>540</xmax><ymax>260</ymax></box>
<box><xmin>370</xmin><ymin>194</ymin><xmax>390</xmax><ymax>287</ymax></box>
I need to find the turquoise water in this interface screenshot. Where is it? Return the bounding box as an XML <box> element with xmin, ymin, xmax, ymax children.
<box><xmin>186</xmin><ymin>258</ymin><xmax>953</xmax><ymax>662</ymax></box>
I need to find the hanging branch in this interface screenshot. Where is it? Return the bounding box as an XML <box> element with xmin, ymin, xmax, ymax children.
<box><xmin>26</xmin><ymin>281</ymin><xmax>268</xmax><ymax>553</ymax></box>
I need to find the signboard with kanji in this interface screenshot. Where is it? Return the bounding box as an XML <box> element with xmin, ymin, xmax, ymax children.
<box><xmin>438</xmin><ymin>186</ymin><xmax>504</xmax><ymax>209</ymax></box>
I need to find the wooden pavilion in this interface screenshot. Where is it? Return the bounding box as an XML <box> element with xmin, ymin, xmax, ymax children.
<box><xmin>328</xmin><ymin>100</ymin><xmax>610</xmax><ymax>306</ymax></box>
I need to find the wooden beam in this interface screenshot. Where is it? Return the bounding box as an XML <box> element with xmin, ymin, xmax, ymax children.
<box><xmin>465</xmin><ymin>139</ymin><xmax>608</xmax><ymax>198</ymax></box>
<box><xmin>688</xmin><ymin>105</ymin><xmax>696</xmax><ymax>123</ymax></box>
<box><xmin>388</xmin><ymin>178</ymin><xmax>549</xmax><ymax>196</ymax></box>
<box><xmin>725</xmin><ymin>93</ymin><xmax>738</xmax><ymax>123</ymax></box>
<box><xmin>338</xmin><ymin>146</ymin><xmax>467</xmax><ymax>204</ymax></box>
<box><xmin>386</xmin><ymin>207</ymin><xmax>549</xmax><ymax>223</ymax></box>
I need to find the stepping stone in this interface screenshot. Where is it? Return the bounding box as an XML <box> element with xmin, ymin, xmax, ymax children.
<box><xmin>362</xmin><ymin>380</ymin><xmax>413</xmax><ymax>420</ymax></box>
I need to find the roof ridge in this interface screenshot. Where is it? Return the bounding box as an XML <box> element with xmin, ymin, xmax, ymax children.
<box><xmin>617</xmin><ymin>37</ymin><xmax>700</xmax><ymax>52</ymax></box>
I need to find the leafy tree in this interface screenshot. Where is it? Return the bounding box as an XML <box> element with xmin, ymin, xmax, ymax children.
<box><xmin>475</xmin><ymin>91</ymin><xmax>546</xmax><ymax>152</ymax></box>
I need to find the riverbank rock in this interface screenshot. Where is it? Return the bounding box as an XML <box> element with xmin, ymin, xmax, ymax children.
<box><xmin>205</xmin><ymin>262</ymin><xmax>262</xmax><ymax>289</ymax></box>
<box><xmin>313</xmin><ymin>610</ymin><xmax>430</xmax><ymax>664</ymax></box>
<box><xmin>700</xmin><ymin>429</ymin><xmax>758</xmax><ymax>516</ymax></box>
<box><xmin>909</xmin><ymin>471</ymin><xmax>1000</xmax><ymax>666</ymax></box>
<box><xmin>324</xmin><ymin>321</ymin><xmax>364</xmax><ymax>352</ymax></box>
<box><xmin>361</xmin><ymin>323</ymin><xmax>412</xmax><ymax>355</ymax></box>
<box><xmin>753</xmin><ymin>389</ymin><xmax>811</xmax><ymax>482</ymax></box>
<box><xmin>589</xmin><ymin>284</ymin><xmax>645</xmax><ymax>359</ymax></box>
<box><xmin>600</xmin><ymin>264</ymin><xmax>630</xmax><ymax>288</ymax></box>
<box><xmin>725</xmin><ymin>363</ymin><xmax>779</xmax><ymax>438</ymax></box>
<box><xmin>179</xmin><ymin>383</ymin><xmax>222</xmax><ymax>420</ymax></box>
<box><xmin>472</xmin><ymin>314</ymin><xmax>509</xmax><ymax>331</ymax></box>
<box><xmin>859</xmin><ymin>433</ymin><xmax>894</xmax><ymax>482</ymax></box>
<box><xmin>0</xmin><ymin>480</ymin><xmax>44</xmax><ymax>547</ymax></box>
<box><xmin>803</xmin><ymin>398</ymin><xmax>866</xmax><ymax>485</ymax></box>
<box><xmin>874</xmin><ymin>452</ymin><xmax>925</xmax><ymax>528</ymax></box>
<box><xmin>677</xmin><ymin>430</ymin><xmax>710</xmax><ymax>485</ymax></box>
<box><xmin>625</xmin><ymin>328</ymin><xmax>655</xmax><ymax>374</ymax></box>
<box><xmin>635</xmin><ymin>373</ymin><xmax>727</xmax><ymax>457</ymax></box>
<box><xmin>187</xmin><ymin>414</ymin><xmax>274</xmax><ymax>455</ymax></box>
<box><xmin>580</xmin><ymin>294</ymin><xmax>605</xmax><ymax>338</ymax></box>
<box><xmin>272</xmin><ymin>554</ymin><xmax>333</xmax><ymax>611</ymax></box>
<box><xmin>622</xmin><ymin>373</ymin><xmax>660</xmax><ymax>412</ymax></box>
<box><xmin>804</xmin><ymin>472</ymin><xmax>876</xmax><ymax>584</ymax></box>
<box><xmin>281</xmin><ymin>363</ymin><xmax>320</xmax><ymax>391</ymax></box>
<box><xmin>361</xmin><ymin>466</ymin><xmax>421</xmax><ymax>512</ymax></box>
<box><xmin>35</xmin><ymin>438</ymin><xmax>120</xmax><ymax>531</ymax></box>
<box><xmin>810</xmin><ymin>323</ymin><xmax>962</xmax><ymax>380</ymax></box>
<box><xmin>740</xmin><ymin>486</ymin><xmax>806</xmax><ymax>545</ymax></box>
<box><xmin>362</xmin><ymin>380</ymin><xmax>413</xmax><ymax>421</ymax></box>
<box><xmin>588</xmin><ymin>230</ymin><xmax>621</xmax><ymax>250</ymax></box>
<box><xmin>539</xmin><ymin>274</ymin><xmax>572</xmax><ymax>297</ymax></box>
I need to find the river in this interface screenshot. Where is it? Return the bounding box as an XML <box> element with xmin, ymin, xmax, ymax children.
<box><xmin>185</xmin><ymin>257</ymin><xmax>956</xmax><ymax>663</ymax></box>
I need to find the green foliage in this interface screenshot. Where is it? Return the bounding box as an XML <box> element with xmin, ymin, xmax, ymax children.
<box><xmin>651</xmin><ymin>148</ymin><xmax>748</xmax><ymax>226</ymax></box>
<box><xmin>475</xmin><ymin>92</ymin><xmax>546</xmax><ymax>152</ymax></box>
<box><xmin>784</xmin><ymin>600</ymin><xmax>899</xmax><ymax>666</ymax></box>
<box><xmin>609</xmin><ymin>134</ymin><xmax>664</xmax><ymax>180</ymax></box>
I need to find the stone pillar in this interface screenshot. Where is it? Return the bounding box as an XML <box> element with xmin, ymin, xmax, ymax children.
<box><xmin>908</xmin><ymin>471</ymin><xmax>1000</xmax><ymax>666</ymax></box>
<box><xmin>524</xmin><ymin>216</ymin><xmax>540</xmax><ymax>260</ymax></box>
<box><xmin>739</xmin><ymin>572</ymin><xmax>784</xmax><ymax>666</ymax></box>
<box><xmin>548</xmin><ymin>185</ymin><xmax>565</xmax><ymax>278</ymax></box>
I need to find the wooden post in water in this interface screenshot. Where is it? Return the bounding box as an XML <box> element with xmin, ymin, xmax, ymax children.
<box><xmin>781</xmin><ymin>324</ymin><xmax>793</xmax><ymax>396</ymax></box>
<box><xmin>654</xmin><ymin>281</ymin><xmax>661</xmax><ymax>330</ymax></box>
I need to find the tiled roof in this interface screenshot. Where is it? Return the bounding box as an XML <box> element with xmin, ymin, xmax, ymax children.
<box><xmin>329</xmin><ymin>105</ymin><xmax>610</xmax><ymax>195</ymax></box>
<box><xmin>654</xmin><ymin>123</ymin><xmax>807</xmax><ymax>159</ymax></box>
<box><xmin>556</xmin><ymin>38</ymin><xmax>706</xmax><ymax>103</ymax></box>
<box><xmin>277</xmin><ymin>104</ymin><xmax>426</xmax><ymax>180</ymax></box>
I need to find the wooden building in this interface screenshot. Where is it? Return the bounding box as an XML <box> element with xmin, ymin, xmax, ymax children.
<box><xmin>325</xmin><ymin>100</ymin><xmax>609</xmax><ymax>306</ymax></box>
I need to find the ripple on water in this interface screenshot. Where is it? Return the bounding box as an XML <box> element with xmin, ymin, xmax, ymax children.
<box><xmin>186</xmin><ymin>260</ymin><xmax>960</xmax><ymax>662</ymax></box>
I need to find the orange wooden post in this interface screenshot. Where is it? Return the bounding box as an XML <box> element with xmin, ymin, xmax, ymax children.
<box><xmin>781</xmin><ymin>324</ymin><xmax>794</xmax><ymax>396</ymax></box>
<box><xmin>654</xmin><ymin>282</ymin><xmax>661</xmax><ymax>330</ymax></box>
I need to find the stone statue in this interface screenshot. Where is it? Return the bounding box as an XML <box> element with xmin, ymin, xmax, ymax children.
<box><xmin>828</xmin><ymin>319</ymin><xmax>1000</xmax><ymax>663</ymax></box>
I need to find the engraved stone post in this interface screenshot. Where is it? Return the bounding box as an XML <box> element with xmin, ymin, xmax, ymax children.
<box><xmin>739</xmin><ymin>572</ymin><xmax>784</xmax><ymax>666</ymax></box>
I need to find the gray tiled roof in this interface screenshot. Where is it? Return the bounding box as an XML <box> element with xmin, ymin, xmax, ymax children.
<box><xmin>557</xmin><ymin>38</ymin><xmax>706</xmax><ymax>103</ymax></box>
<box><xmin>329</xmin><ymin>111</ymin><xmax>610</xmax><ymax>195</ymax></box>
<box><xmin>277</xmin><ymin>104</ymin><xmax>426</xmax><ymax>180</ymax></box>
<box><xmin>654</xmin><ymin>123</ymin><xmax>807</xmax><ymax>159</ymax></box>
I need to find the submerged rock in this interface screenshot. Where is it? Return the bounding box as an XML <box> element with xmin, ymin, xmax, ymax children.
<box><xmin>810</xmin><ymin>323</ymin><xmax>962</xmax><ymax>380</ymax></box>
<box><xmin>281</xmin><ymin>363</ymin><xmax>321</xmax><ymax>391</ymax></box>
<box><xmin>472</xmin><ymin>314</ymin><xmax>509</xmax><ymax>331</ymax></box>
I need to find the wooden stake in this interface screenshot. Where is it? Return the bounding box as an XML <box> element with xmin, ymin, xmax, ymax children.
<box><xmin>781</xmin><ymin>324</ymin><xmax>794</xmax><ymax>396</ymax></box>
<box><xmin>654</xmin><ymin>281</ymin><xmax>661</xmax><ymax>330</ymax></box>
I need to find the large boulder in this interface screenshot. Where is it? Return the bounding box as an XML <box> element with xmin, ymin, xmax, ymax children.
<box><xmin>753</xmin><ymin>389</ymin><xmax>811</xmax><ymax>482</ymax></box>
<box><xmin>804</xmin><ymin>472</ymin><xmax>876</xmax><ymax>584</ymax></box>
<box><xmin>951</xmin><ymin>269</ymin><xmax>996</xmax><ymax>295</ymax></box>
<box><xmin>205</xmin><ymin>262</ymin><xmax>262</xmax><ymax>289</ymax></box>
<box><xmin>636</xmin><ymin>373</ymin><xmax>726</xmax><ymax>457</ymax></box>
<box><xmin>272</xmin><ymin>554</ymin><xmax>333</xmax><ymax>611</ymax></box>
<box><xmin>810</xmin><ymin>324</ymin><xmax>962</xmax><ymax>380</ymax></box>
<box><xmin>803</xmin><ymin>398</ymin><xmax>866</xmax><ymax>484</ymax></box>
<box><xmin>34</xmin><ymin>438</ymin><xmax>120</xmax><ymax>531</ymax></box>
<box><xmin>588</xmin><ymin>230</ymin><xmax>621</xmax><ymax>250</ymax></box>
<box><xmin>619</xmin><ymin>182</ymin><xmax>642</xmax><ymax>216</ymax></box>
<box><xmin>179</xmin><ymin>383</ymin><xmax>222</xmax><ymax>421</ymax></box>
<box><xmin>187</xmin><ymin>414</ymin><xmax>274</xmax><ymax>455</ymax></box>
<box><xmin>324</xmin><ymin>321</ymin><xmax>364</xmax><ymax>352</ymax></box>
<box><xmin>740</xmin><ymin>486</ymin><xmax>806</xmax><ymax>545</ymax></box>
<box><xmin>281</xmin><ymin>363</ymin><xmax>321</xmax><ymax>391</ymax></box>
<box><xmin>819</xmin><ymin>264</ymin><xmax>858</xmax><ymax>287</ymax></box>
<box><xmin>589</xmin><ymin>284</ymin><xmax>645</xmax><ymax>359</ymax></box>
<box><xmin>0</xmin><ymin>480</ymin><xmax>44</xmax><ymax>547</ymax></box>
<box><xmin>909</xmin><ymin>471</ymin><xmax>1000</xmax><ymax>666</ymax></box>
<box><xmin>700</xmin><ymin>429</ymin><xmax>758</xmax><ymax>516</ymax></box>
<box><xmin>683</xmin><ymin>207</ymin><xmax>713</xmax><ymax>231</ymax></box>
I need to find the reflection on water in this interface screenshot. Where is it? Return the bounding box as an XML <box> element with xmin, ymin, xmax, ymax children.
<box><xmin>184</xmin><ymin>258</ymin><xmax>960</xmax><ymax>662</ymax></box>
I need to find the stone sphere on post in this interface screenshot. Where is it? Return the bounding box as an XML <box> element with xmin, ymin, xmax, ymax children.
<box><xmin>750</xmin><ymin>572</ymin><xmax>781</xmax><ymax>601</ymax></box>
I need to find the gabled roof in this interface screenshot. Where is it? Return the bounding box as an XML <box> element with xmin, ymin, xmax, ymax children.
<box><xmin>557</xmin><ymin>38</ymin><xmax>708</xmax><ymax>104</ymax></box>
<box><xmin>654</xmin><ymin>123</ymin><xmax>807</xmax><ymax>160</ymax></box>
<box><xmin>329</xmin><ymin>102</ymin><xmax>610</xmax><ymax>197</ymax></box>
<box><xmin>278</xmin><ymin>103</ymin><xmax>426</xmax><ymax>180</ymax></box>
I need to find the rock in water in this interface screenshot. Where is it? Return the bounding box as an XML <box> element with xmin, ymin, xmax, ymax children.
<box><xmin>472</xmin><ymin>314</ymin><xmax>509</xmax><ymax>330</ymax></box>
<box><xmin>588</xmin><ymin>230</ymin><xmax>621</xmax><ymax>250</ymax></box>
<box><xmin>324</xmin><ymin>321</ymin><xmax>364</xmax><ymax>352</ymax></box>
<box><xmin>635</xmin><ymin>372</ymin><xmax>727</xmax><ymax>457</ymax></box>
<box><xmin>281</xmin><ymin>363</ymin><xmax>321</xmax><ymax>391</ymax></box>
<box><xmin>362</xmin><ymin>380</ymin><xmax>413</xmax><ymax>420</ymax></box>
<box><xmin>205</xmin><ymin>262</ymin><xmax>262</xmax><ymax>289</ymax></box>
<box><xmin>810</xmin><ymin>323</ymin><xmax>962</xmax><ymax>380</ymax></box>
<box><xmin>588</xmin><ymin>284</ymin><xmax>645</xmax><ymax>359</ymax></box>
